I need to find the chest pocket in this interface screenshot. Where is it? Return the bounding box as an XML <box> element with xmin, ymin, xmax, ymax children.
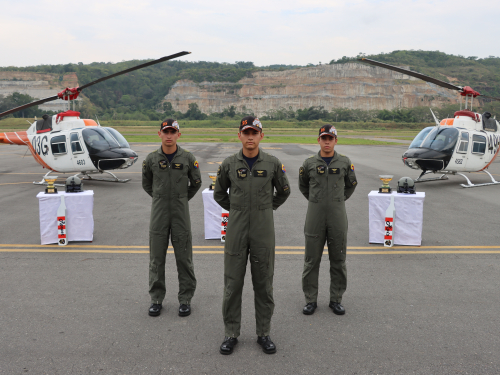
<box><xmin>255</xmin><ymin>168</ymin><xmax>274</xmax><ymax>208</ymax></box>
<box><xmin>308</xmin><ymin>164</ymin><xmax>325</xmax><ymax>202</ymax></box>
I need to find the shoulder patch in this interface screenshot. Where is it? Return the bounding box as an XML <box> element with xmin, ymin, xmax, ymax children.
<box><xmin>194</xmin><ymin>160</ymin><xmax>199</xmax><ymax>169</ymax></box>
<box><xmin>299</xmin><ymin>166</ymin><xmax>304</xmax><ymax>176</ymax></box>
<box><xmin>217</xmin><ymin>165</ymin><xmax>221</xmax><ymax>176</ymax></box>
<box><xmin>281</xmin><ymin>164</ymin><xmax>286</xmax><ymax>173</ymax></box>
<box><xmin>142</xmin><ymin>160</ymin><xmax>146</xmax><ymax>169</ymax></box>
<box><xmin>350</xmin><ymin>164</ymin><xmax>355</xmax><ymax>171</ymax></box>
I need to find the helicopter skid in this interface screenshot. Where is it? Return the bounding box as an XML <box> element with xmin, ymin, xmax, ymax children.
<box><xmin>33</xmin><ymin>170</ymin><xmax>66</xmax><ymax>187</ymax></box>
<box><xmin>414</xmin><ymin>171</ymin><xmax>449</xmax><ymax>183</ymax></box>
<box><xmin>458</xmin><ymin>170</ymin><xmax>500</xmax><ymax>188</ymax></box>
<box><xmin>78</xmin><ymin>170</ymin><xmax>130</xmax><ymax>183</ymax></box>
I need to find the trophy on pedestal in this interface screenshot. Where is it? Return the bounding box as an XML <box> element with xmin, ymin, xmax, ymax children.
<box><xmin>378</xmin><ymin>175</ymin><xmax>393</xmax><ymax>194</ymax></box>
<box><xmin>44</xmin><ymin>176</ymin><xmax>58</xmax><ymax>194</ymax></box>
<box><xmin>208</xmin><ymin>172</ymin><xmax>217</xmax><ymax>190</ymax></box>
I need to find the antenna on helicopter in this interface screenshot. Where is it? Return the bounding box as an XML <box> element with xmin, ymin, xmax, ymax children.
<box><xmin>429</xmin><ymin>109</ymin><xmax>440</xmax><ymax>126</ymax></box>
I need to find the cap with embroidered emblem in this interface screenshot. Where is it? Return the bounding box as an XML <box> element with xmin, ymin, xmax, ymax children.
<box><xmin>319</xmin><ymin>125</ymin><xmax>337</xmax><ymax>138</ymax></box>
<box><xmin>239</xmin><ymin>116</ymin><xmax>263</xmax><ymax>132</ymax></box>
<box><xmin>160</xmin><ymin>118</ymin><xmax>180</xmax><ymax>132</ymax></box>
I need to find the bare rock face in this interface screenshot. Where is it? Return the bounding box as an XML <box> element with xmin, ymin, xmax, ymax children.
<box><xmin>164</xmin><ymin>63</ymin><xmax>458</xmax><ymax>116</ymax></box>
<box><xmin>0</xmin><ymin>71</ymin><xmax>80</xmax><ymax>112</ymax></box>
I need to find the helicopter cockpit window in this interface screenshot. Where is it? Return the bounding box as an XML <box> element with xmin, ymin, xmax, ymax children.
<box><xmin>82</xmin><ymin>128</ymin><xmax>120</xmax><ymax>153</ymax></box>
<box><xmin>409</xmin><ymin>126</ymin><xmax>434</xmax><ymax>149</ymax></box>
<box><xmin>420</xmin><ymin>127</ymin><xmax>459</xmax><ymax>155</ymax></box>
<box><xmin>70</xmin><ymin>133</ymin><xmax>84</xmax><ymax>153</ymax></box>
<box><xmin>51</xmin><ymin>135</ymin><xmax>67</xmax><ymax>155</ymax></box>
<box><xmin>103</xmin><ymin>127</ymin><xmax>130</xmax><ymax>148</ymax></box>
<box><xmin>457</xmin><ymin>132</ymin><xmax>469</xmax><ymax>154</ymax></box>
<box><xmin>472</xmin><ymin>134</ymin><xmax>486</xmax><ymax>154</ymax></box>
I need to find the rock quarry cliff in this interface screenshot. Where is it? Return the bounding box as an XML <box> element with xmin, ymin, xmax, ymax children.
<box><xmin>164</xmin><ymin>62</ymin><xmax>459</xmax><ymax>116</ymax></box>
<box><xmin>0</xmin><ymin>71</ymin><xmax>80</xmax><ymax>112</ymax></box>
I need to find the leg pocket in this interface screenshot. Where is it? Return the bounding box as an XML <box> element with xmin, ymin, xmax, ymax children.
<box><xmin>172</xmin><ymin>231</ymin><xmax>189</xmax><ymax>252</ymax></box>
<box><xmin>327</xmin><ymin>231</ymin><xmax>346</xmax><ymax>261</ymax></box>
<box><xmin>250</xmin><ymin>247</ymin><xmax>271</xmax><ymax>279</ymax></box>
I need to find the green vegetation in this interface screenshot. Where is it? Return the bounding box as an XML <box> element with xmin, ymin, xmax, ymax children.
<box><xmin>0</xmin><ymin>93</ymin><xmax>57</xmax><ymax>119</ymax></box>
<box><xmin>331</xmin><ymin>50</ymin><xmax>500</xmax><ymax>111</ymax></box>
<box><xmin>1</xmin><ymin>50</ymin><xmax>499</xmax><ymax>121</ymax></box>
<box><xmin>123</xmin><ymin>134</ymin><xmax>400</xmax><ymax>145</ymax></box>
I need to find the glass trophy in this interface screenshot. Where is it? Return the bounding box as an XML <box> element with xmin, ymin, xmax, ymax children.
<box><xmin>44</xmin><ymin>176</ymin><xmax>58</xmax><ymax>194</ymax></box>
<box><xmin>379</xmin><ymin>175</ymin><xmax>393</xmax><ymax>194</ymax></box>
<box><xmin>208</xmin><ymin>172</ymin><xmax>217</xmax><ymax>190</ymax></box>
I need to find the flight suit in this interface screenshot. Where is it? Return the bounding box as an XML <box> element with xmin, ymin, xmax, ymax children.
<box><xmin>298</xmin><ymin>151</ymin><xmax>357</xmax><ymax>304</ymax></box>
<box><xmin>142</xmin><ymin>146</ymin><xmax>202</xmax><ymax>305</ymax></box>
<box><xmin>214</xmin><ymin>149</ymin><xmax>290</xmax><ymax>338</ymax></box>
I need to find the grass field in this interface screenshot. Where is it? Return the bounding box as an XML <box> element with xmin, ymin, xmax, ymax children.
<box><xmin>0</xmin><ymin>118</ymin><xmax>422</xmax><ymax>145</ymax></box>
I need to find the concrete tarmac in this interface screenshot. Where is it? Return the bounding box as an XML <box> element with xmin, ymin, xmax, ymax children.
<box><xmin>1</xmin><ymin>141</ymin><xmax>500</xmax><ymax>374</ymax></box>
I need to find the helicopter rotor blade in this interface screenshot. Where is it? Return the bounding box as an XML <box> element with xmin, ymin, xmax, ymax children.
<box><xmin>0</xmin><ymin>95</ymin><xmax>59</xmax><ymax>119</ymax></box>
<box><xmin>78</xmin><ymin>51</ymin><xmax>191</xmax><ymax>90</ymax></box>
<box><xmin>0</xmin><ymin>51</ymin><xmax>191</xmax><ymax>119</ymax></box>
<box><xmin>358</xmin><ymin>58</ymin><xmax>463</xmax><ymax>92</ymax></box>
<box><xmin>480</xmin><ymin>94</ymin><xmax>500</xmax><ymax>102</ymax></box>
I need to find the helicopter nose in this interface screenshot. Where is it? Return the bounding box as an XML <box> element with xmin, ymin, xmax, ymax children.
<box><xmin>402</xmin><ymin>148</ymin><xmax>450</xmax><ymax>171</ymax></box>
<box><xmin>89</xmin><ymin>148</ymin><xmax>138</xmax><ymax>170</ymax></box>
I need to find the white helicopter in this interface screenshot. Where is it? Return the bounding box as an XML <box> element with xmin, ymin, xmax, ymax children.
<box><xmin>0</xmin><ymin>51</ymin><xmax>190</xmax><ymax>185</ymax></box>
<box><xmin>359</xmin><ymin>58</ymin><xmax>500</xmax><ymax>188</ymax></box>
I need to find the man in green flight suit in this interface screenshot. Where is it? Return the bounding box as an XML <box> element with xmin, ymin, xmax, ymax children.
<box><xmin>214</xmin><ymin>116</ymin><xmax>290</xmax><ymax>355</ymax></box>
<box><xmin>298</xmin><ymin>125</ymin><xmax>357</xmax><ymax>316</ymax></box>
<box><xmin>142</xmin><ymin>119</ymin><xmax>202</xmax><ymax>317</ymax></box>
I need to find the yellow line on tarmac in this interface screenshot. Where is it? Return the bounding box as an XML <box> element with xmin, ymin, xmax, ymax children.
<box><xmin>0</xmin><ymin>182</ymin><xmax>35</xmax><ymax>185</ymax></box>
<box><xmin>1</xmin><ymin>248</ymin><xmax>500</xmax><ymax>255</ymax></box>
<box><xmin>2</xmin><ymin>244</ymin><xmax>500</xmax><ymax>250</ymax></box>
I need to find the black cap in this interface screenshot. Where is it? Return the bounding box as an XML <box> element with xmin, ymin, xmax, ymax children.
<box><xmin>319</xmin><ymin>124</ymin><xmax>337</xmax><ymax>138</ymax></box>
<box><xmin>160</xmin><ymin>118</ymin><xmax>180</xmax><ymax>132</ymax></box>
<box><xmin>239</xmin><ymin>116</ymin><xmax>263</xmax><ymax>132</ymax></box>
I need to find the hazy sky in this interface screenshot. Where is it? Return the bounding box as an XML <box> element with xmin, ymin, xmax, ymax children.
<box><xmin>1</xmin><ymin>0</ymin><xmax>499</xmax><ymax>67</ymax></box>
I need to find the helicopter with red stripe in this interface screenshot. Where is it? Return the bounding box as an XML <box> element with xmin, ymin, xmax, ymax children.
<box><xmin>359</xmin><ymin>58</ymin><xmax>500</xmax><ymax>188</ymax></box>
<box><xmin>0</xmin><ymin>51</ymin><xmax>190</xmax><ymax>185</ymax></box>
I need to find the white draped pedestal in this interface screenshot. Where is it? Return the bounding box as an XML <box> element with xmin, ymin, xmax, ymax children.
<box><xmin>368</xmin><ymin>191</ymin><xmax>425</xmax><ymax>246</ymax></box>
<box><xmin>36</xmin><ymin>191</ymin><xmax>94</xmax><ymax>245</ymax></box>
<box><xmin>202</xmin><ymin>188</ymin><xmax>222</xmax><ymax>240</ymax></box>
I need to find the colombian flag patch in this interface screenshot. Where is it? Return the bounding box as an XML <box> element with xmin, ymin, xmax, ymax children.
<box><xmin>194</xmin><ymin>161</ymin><xmax>199</xmax><ymax>169</ymax></box>
<box><xmin>350</xmin><ymin>164</ymin><xmax>354</xmax><ymax>171</ymax></box>
<box><xmin>282</xmin><ymin>164</ymin><xmax>286</xmax><ymax>173</ymax></box>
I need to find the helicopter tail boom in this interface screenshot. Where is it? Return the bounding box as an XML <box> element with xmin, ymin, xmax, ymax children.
<box><xmin>0</xmin><ymin>131</ymin><xmax>29</xmax><ymax>145</ymax></box>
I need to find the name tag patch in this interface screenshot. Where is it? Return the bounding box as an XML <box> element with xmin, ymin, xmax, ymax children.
<box><xmin>159</xmin><ymin>160</ymin><xmax>168</xmax><ymax>169</ymax></box>
<box><xmin>173</xmin><ymin>163</ymin><xmax>183</xmax><ymax>170</ymax></box>
<box><xmin>237</xmin><ymin>168</ymin><xmax>248</xmax><ymax>179</ymax></box>
<box><xmin>316</xmin><ymin>166</ymin><xmax>326</xmax><ymax>174</ymax></box>
<box><xmin>329</xmin><ymin>168</ymin><xmax>339</xmax><ymax>174</ymax></box>
<box><xmin>254</xmin><ymin>170</ymin><xmax>267</xmax><ymax>177</ymax></box>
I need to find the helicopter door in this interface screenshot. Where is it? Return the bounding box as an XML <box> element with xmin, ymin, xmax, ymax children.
<box><xmin>466</xmin><ymin>133</ymin><xmax>487</xmax><ymax>171</ymax></box>
<box><xmin>453</xmin><ymin>131</ymin><xmax>469</xmax><ymax>170</ymax></box>
<box><xmin>70</xmin><ymin>132</ymin><xmax>87</xmax><ymax>170</ymax></box>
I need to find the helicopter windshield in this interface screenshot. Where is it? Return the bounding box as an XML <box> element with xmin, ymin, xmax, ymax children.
<box><xmin>419</xmin><ymin>127</ymin><xmax>459</xmax><ymax>155</ymax></box>
<box><xmin>82</xmin><ymin>128</ymin><xmax>120</xmax><ymax>153</ymax></box>
<box><xmin>409</xmin><ymin>127</ymin><xmax>434</xmax><ymax>149</ymax></box>
<box><xmin>104</xmin><ymin>127</ymin><xmax>130</xmax><ymax>148</ymax></box>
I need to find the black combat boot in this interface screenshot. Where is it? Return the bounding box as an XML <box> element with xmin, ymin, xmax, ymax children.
<box><xmin>303</xmin><ymin>302</ymin><xmax>318</xmax><ymax>315</ymax></box>
<box><xmin>257</xmin><ymin>336</ymin><xmax>277</xmax><ymax>354</ymax></box>
<box><xmin>220</xmin><ymin>337</ymin><xmax>238</xmax><ymax>355</ymax></box>
<box><xmin>329</xmin><ymin>301</ymin><xmax>345</xmax><ymax>315</ymax></box>
<box><xmin>148</xmin><ymin>303</ymin><xmax>162</xmax><ymax>317</ymax></box>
